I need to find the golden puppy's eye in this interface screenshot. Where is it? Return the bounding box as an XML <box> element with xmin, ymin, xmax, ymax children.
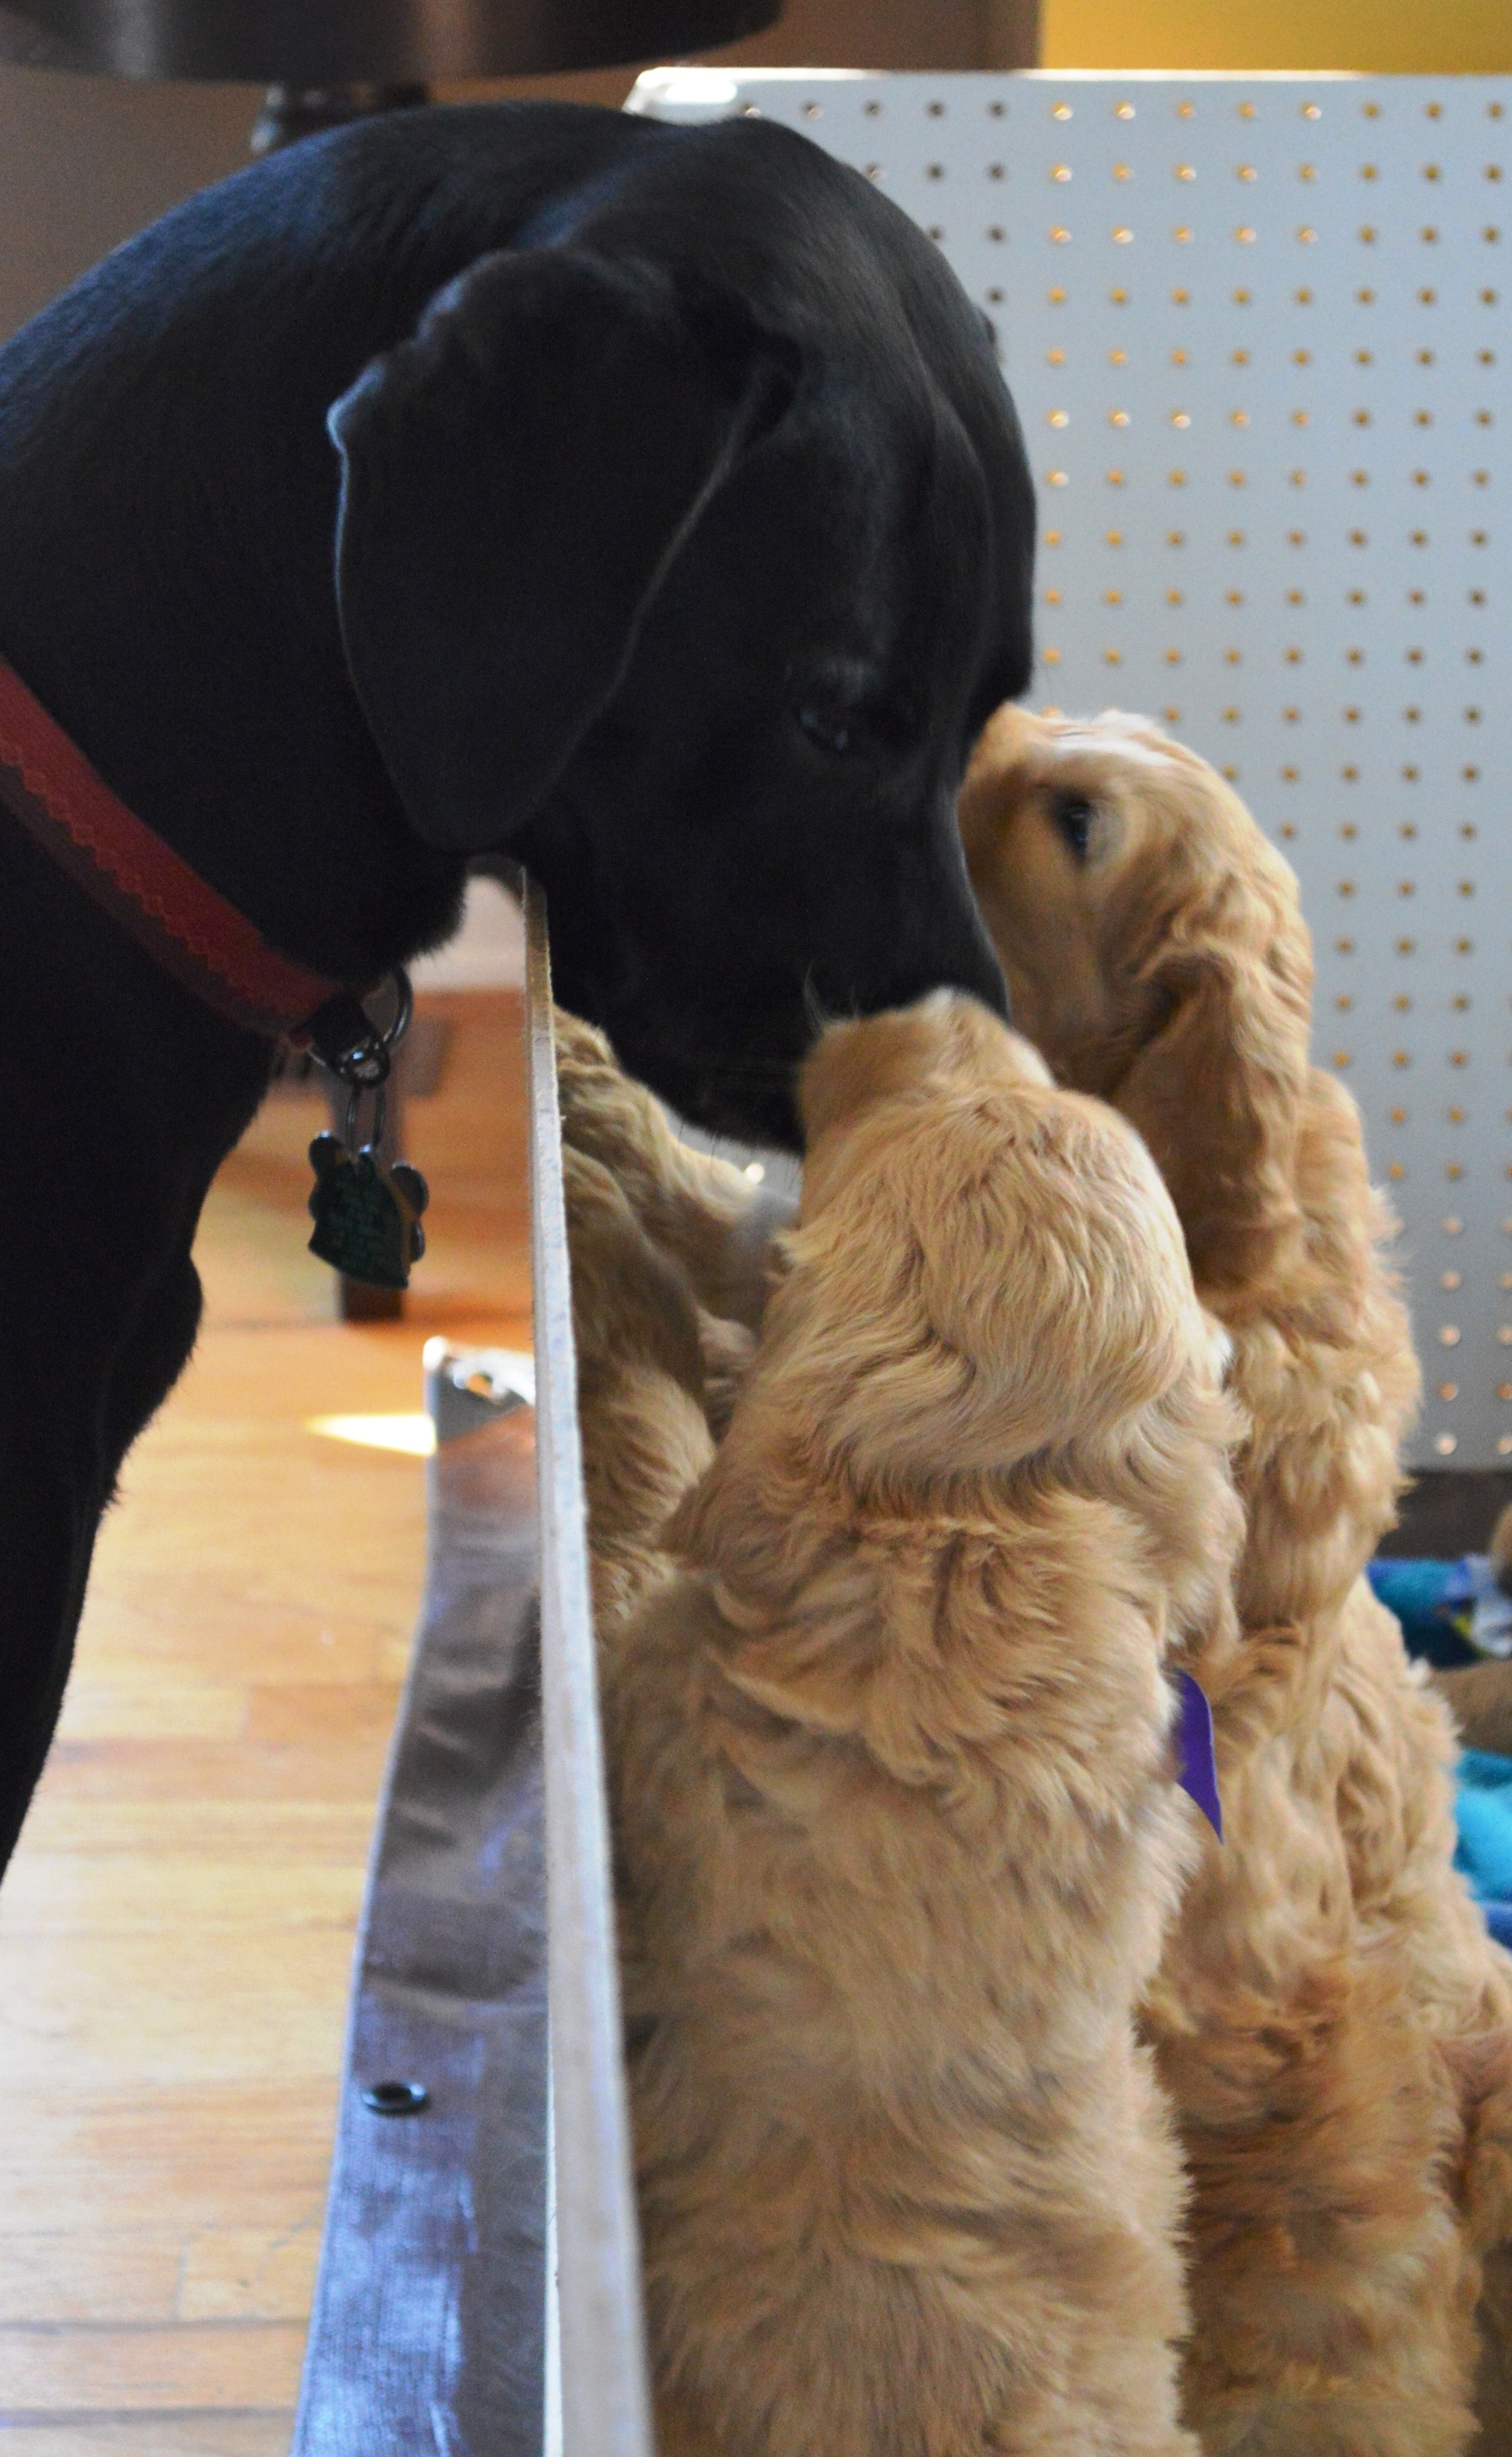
<box><xmin>1053</xmin><ymin>795</ymin><xmax>1097</xmax><ymax>860</ymax></box>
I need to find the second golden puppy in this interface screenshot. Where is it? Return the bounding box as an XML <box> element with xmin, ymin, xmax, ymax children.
<box><xmin>582</xmin><ymin>993</ymin><xmax>1243</xmax><ymax>2457</ymax></box>
<box><xmin>962</xmin><ymin>706</ymin><xmax>1512</xmax><ymax>2456</ymax></box>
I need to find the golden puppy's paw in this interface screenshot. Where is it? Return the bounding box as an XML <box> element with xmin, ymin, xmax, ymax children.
<box><xmin>556</xmin><ymin>1008</ymin><xmax>680</xmax><ymax>1176</ymax></box>
<box><xmin>563</xmin><ymin>1146</ymin><xmax>704</xmax><ymax>1403</ymax></box>
<box><xmin>555</xmin><ymin>1008</ymin><xmax>783</xmax><ymax>1333</ymax></box>
<box><xmin>697</xmin><ymin>1310</ymin><xmax>757</xmax><ymax>1440</ymax></box>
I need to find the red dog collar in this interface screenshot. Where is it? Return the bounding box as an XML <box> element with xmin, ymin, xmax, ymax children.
<box><xmin>0</xmin><ymin>651</ymin><xmax>363</xmax><ymax>1050</ymax></box>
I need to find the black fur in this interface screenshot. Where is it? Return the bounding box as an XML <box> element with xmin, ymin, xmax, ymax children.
<box><xmin>0</xmin><ymin>102</ymin><xmax>1034</xmax><ymax>1867</ymax></box>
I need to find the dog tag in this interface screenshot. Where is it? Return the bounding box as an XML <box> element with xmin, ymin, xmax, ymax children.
<box><xmin>1175</xmin><ymin>1670</ymin><xmax>1222</xmax><ymax>1841</ymax></box>
<box><xmin>307</xmin><ymin>1134</ymin><xmax>429</xmax><ymax>1290</ymax></box>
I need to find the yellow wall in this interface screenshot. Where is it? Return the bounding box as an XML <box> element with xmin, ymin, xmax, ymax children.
<box><xmin>1042</xmin><ymin>0</ymin><xmax>1512</xmax><ymax>74</ymax></box>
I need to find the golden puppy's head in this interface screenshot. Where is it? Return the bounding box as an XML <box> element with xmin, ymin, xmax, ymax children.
<box><xmin>797</xmin><ymin>987</ymin><xmax>1051</xmax><ymax>1215</ymax></box>
<box><xmin>708</xmin><ymin>994</ymin><xmax>1229</xmax><ymax>1530</ymax></box>
<box><xmin>959</xmin><ymin>705</ymin><xmax>1314</xmax><ymax>1291</ymax></box>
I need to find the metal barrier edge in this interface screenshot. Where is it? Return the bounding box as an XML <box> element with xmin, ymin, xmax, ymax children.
<box><xmin>525</xmin><ymin>878</ymin><xmax>655</xmax><ymax>2457</ymax></box>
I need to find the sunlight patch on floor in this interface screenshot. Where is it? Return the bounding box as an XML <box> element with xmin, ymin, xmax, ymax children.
<box><xmin>307</xmin><ymin>1412</ymin><xmax>437</xmax><ymax>1458</ymax></box>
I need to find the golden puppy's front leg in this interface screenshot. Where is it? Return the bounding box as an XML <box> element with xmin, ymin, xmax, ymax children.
<box><xmin>564</xmin><ymin>1146</ymin><xmax>715</xmax><ymax>1637</ymax></box>
<box><xmin>555</xmin><ymin>1008</ymin><xmax>793</xmax><ymax>1333</ymax></box>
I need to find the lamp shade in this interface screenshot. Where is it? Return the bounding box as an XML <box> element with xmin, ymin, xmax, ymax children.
<box><xmin>0</xmin><ymin>0</ymin><xmax>778</xmax><ymax>82</ymax></box>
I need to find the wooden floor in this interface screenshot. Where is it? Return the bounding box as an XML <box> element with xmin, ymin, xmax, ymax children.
<box><xmin>0</xmin><ymin>993</ymin><xmax>529</xmax><ymax>2455</ymax></box>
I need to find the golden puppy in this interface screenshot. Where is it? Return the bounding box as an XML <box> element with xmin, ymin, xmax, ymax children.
<box><xmin>573</xmin><ymin>991</ymin><xmax>1243</xmax><ymax>2457</ymax></box>
<box><xmin>962</xmin><ymin>705</ymin><xmax>1512</xmax><ymax>2456</ymax></box>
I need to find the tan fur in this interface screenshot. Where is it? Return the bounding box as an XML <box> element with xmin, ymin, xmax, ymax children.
<box><xmin>567</xmin><ymin>991</ymin><xmax>1245</xmax><ymax>2457</ymax></box>
<box><xmin>556</xmin><ymin>1007</ymin><xmax>789</xmax><ymax>1335</ymax></box>
<box><xmin>961</xmin><ymin>703</ymin><xmax>1512</xmax><ymax>2455</ymax></box>
<box><xmin>563</xmin><ymin>1142</ymin><xmax>716</xmax><ymax>1635</ymax></box>
<box><xmin>558</xmin><ymin>1009</ymin><xmax>766</xmax><ymax>1631</ymax></box>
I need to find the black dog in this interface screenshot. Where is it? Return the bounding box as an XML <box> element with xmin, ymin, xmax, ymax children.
<box><xmin>0</xmin><ymin>100</ymin><xmax>1034</xmax><ymax>1868</ymax></box>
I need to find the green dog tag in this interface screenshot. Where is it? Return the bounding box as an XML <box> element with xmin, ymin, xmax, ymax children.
<box><xmin>307</xmin><ymin>1134</ymin><xmax>428</xmax><ymax>1290</ymax></box>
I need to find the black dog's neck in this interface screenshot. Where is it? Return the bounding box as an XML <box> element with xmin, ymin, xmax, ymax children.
<box><xmin>0</xmin><ymin>226</ymin><xmax>451</xmax><ymax>993</ymax></box>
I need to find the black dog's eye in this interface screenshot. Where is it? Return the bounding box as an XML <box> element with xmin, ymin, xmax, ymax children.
<box><xmin>797</xmin><ymin>703</ymin><xmax>859</xmax><ymax>758</ymax></box>
<box><xmin>1053</xmin><ymin>796</ymin><xmax>1097</xmax><ymax>861</ymax></box>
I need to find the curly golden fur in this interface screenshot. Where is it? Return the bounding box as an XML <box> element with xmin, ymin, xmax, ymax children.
<box><xmin>566</xmin><ymin>991</ymin><xmax>1245</xmax><ymax>2457</ymax></box>
<box><xmin>556</xmin><ymin>1007</ymin><xmax>790</xmax><ymax>1338</ymax></box>
<box><xmin>960</xmin><ymin>704</ymin><xmax>1512</xmax><ymax>2456</ymax></box>
<box><xmin>561</xmin><ymin>1141</ymin><xmax>717</xmax><ymax>1636</ymax></box>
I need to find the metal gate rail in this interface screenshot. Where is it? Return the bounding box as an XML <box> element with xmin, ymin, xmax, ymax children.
<box><xmin>526</xmin><ymin>882</ymin><xmax>656</xmax><ymax>2457</ymax></box>
<box><xmin>292</xmin><ymin>882</ymin><xmax>651</xmax><ymax>2456</ymax></box>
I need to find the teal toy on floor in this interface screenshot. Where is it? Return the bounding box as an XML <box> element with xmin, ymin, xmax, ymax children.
<box><xmin>1454</xmin><ymin>1751</ymin><xmax>1512</xmax><ymax>1951</ymax></box>
<box><xmin>1369</xmin><ymin>1533</ymin><xmax>1512</xmax><ymax>1947</ymax></box>
<box><xmin>1368</xmin><ymin>1553</ymin><xmax>1512</xmax><ymax>1671</ymax></box>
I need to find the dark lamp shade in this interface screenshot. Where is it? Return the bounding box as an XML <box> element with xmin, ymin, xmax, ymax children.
<box><xmin>0</xmin><ymin>0</ymin><xmax>778</xmax><ymax>82</ymax></box>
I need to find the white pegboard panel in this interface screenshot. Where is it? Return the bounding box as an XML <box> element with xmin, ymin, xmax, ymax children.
<box><xmin>633</xmin><ymin>67</ymin><xmax>1510</xmax><ymax>1471</ymax></box>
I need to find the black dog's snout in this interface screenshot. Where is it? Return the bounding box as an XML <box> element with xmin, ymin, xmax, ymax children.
<box><xmin>953</xmin><ymin>929</ymin><xmax>1011</xmax><ymax>1023</ymax></box>
<box><xmin>890</xmin><ymin>953</ymin><xmax>1010</xmax><ymax>1027</ymax></box>
<box><xmin>881</xmin><ymin>892</ymin><xmax>1011</xmax><ymax>1028</ymax></box>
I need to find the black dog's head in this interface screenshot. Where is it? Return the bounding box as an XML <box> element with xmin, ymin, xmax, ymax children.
<box><xmin>328</xmin><ymin>119</ymin><xmax>1034</xmax><ymax>1148</ymax></box>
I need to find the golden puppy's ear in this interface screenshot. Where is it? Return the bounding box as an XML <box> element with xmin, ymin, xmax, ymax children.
<box><xmin>1115</xmin><ymin>944</ymin><xmax>1309</xmax><ymax>1293</ymax></box>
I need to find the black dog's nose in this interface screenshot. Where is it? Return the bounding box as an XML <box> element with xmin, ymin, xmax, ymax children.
<box><xmin>872</xmin><ymin>914</ymin><xmax>1009</xmax><ymax>1028</ymax></box>
<box><xmin>874</xmin><ymin>824</ymin><xmax>1013</xmax><ymax>1025</ymax></box>
<box><xmin>951</xmin><ymin>924</ymin><xmax>1011</xmax><ymax>1022</ymax></box>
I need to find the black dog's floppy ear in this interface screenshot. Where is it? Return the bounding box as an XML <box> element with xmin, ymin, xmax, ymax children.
<box><xmin>329</xmin><ymin>248</ymin><xmax>792</xmax><ymax>851</ymax></box>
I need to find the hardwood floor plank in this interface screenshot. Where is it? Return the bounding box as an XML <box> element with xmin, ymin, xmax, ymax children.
<box><xmin>0</xmin><ymin>1931</ymin><xmax>356</xmax><ymax>2087</ymax></box>
<box><xmin>24</xmin><ymin>1737</ymin><xmax>394</xmax><ymax>1805</ymax></box>
<box><xmin>71</xmin><ymin>1611</ymin><xmax>389</xmax><ymax>1689</ymax></box>
<box><xmin>0</xmin><ymin>2087</ymin><xmax>337</xmax><ymax>2226</ymax></box>
<box><xmin>0</xmin><ymin>2419</ymin><xmax>293</xmax><ymax>2455</ymax></box>
<box><xmin>0</xmin><ymin>1855</ymin><xmax>363</xmax><ymax>1937</ymax></box>
<box><xmin>13</xmin><ymin>1804</ymin><xmax>377</xmax><ymax>1862</ymax></box>
<box><xmin>0</xmin><ymin>2236</ymin><xmax>184</xmax><ymax>2326</ymax></box>
<box><xmin>176</xmin><ymin>2228</ymin><xmax>322</xmax><ymax>2325</ymax></box>
<box><xmin>54</xmin><ymin>1686</ymin><xmax>250</xmax><ymax>1744</ymax></box>
<box><xmin>0</xmin><ymin>2320</ymin><xmax>305</xmax><ymax>2407</ymax></box>
<box><xmin>241</xmin><ymin>1686</ymin><xmax>403</xmax><ymax>1749</ymax></box>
